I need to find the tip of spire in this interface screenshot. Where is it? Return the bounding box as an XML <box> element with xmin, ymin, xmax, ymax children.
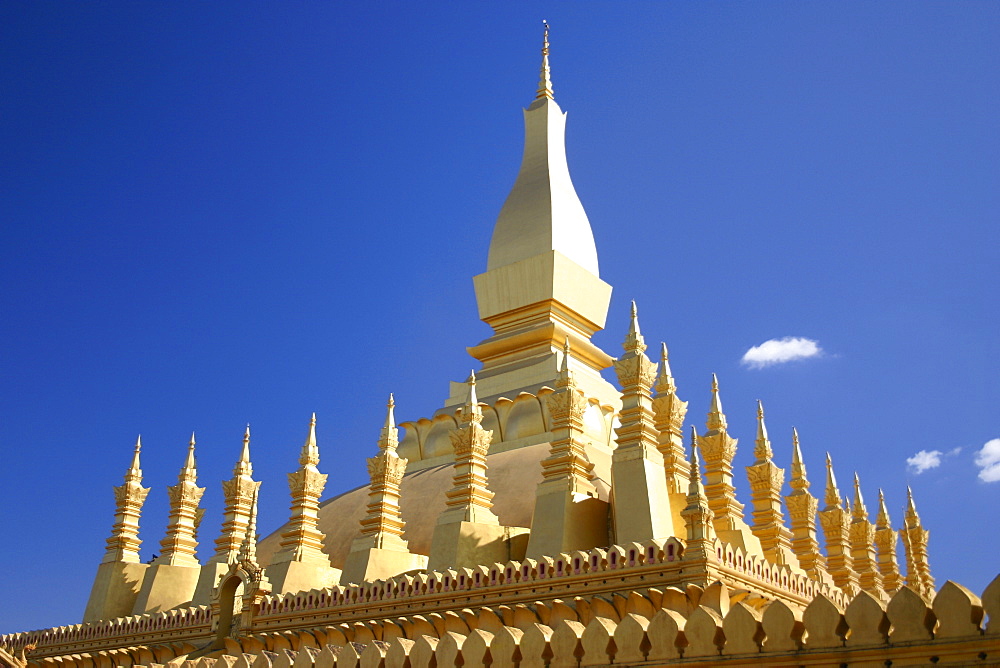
<box><xmin>385</xmin><ymin>393</ymin><xmax>396</xmax><ymax>428</ymax></box>
<box><xmin>756</xmin><ymin>399</ymin><xmax>764</xmax><ymax>419</ymax></box>
<box><xmin>189</xmin><ymin>431</ymin><xmax>196</xmax><ymax>447</ymax></box>
<box><xmin>130</xmin><ymin>435</ymin><xmax>142</xmax><ymax>470</ymax></box>
<box><xmin>622</xmin><ymin>300</ymin><xmax>646</xmax><ymax>353</ymax></box>
<box><xmin>535</xmin><ymin>20</ymin><xmax>554</xmax><ymax>101</ymax></box>
<box><xmin>660</xmin><ymin>341</ymin><xmax>668</xmax><ymax>362</ymax></box>
<box><xmin>711</xmin><ymin>373</ymin><xmax>719</xmax><ymax>390</ymax></box>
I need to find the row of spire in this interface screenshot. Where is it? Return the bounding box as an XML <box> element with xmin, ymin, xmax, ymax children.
<box><xmin>99</xmin><ymin>302</ymin><xmax>935</xmax><ymax>608</ymax></box>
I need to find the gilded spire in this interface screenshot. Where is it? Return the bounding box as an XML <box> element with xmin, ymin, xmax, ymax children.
<box><xmin>235</xmin><ymin>424</ymin><xmax>253</xmax><ymax>476</ymax></box>
<box><xmin>300</xmin><ymin>412</ymin><xmax>320</xmax><ymax>466</ymax></box>
<box><xmin>622</xmin><ymin>300</ymin><xmax>646</xmax><ymax>354</ymax></box>
<box><xmin>353</xmin><ymin>393</ymin><xmax>412</xmax><ymax>554</ymax></box>
<box><xmin>129</xmin><ymin>435</ymin><xmax>142</xmax><ymax>474</ymax></box>
<box><xmin>905</xmin><ymin>486</ymin><xmax>919</xmax><ymax>520</ymax></box>
<box><xmin>273</xmin><ymin>413</ymin><xmax>332</xmax><ymax>567</ymax></box>
<box><xmin>753</xmin><ymin>400</ymin><xmax>773</xmax><ymax>462</ymax></box>
<box><xmin>652</xmin><ymin>339</ymin><xmax>688</xmax><ymax>494</ymax></box>
<box><xmin>536</xmin><ymin>20</ymin><xmax>553</xmax><ymax>100</ymax></box>
<box><xmin>209</xmin><ymin>426</ymin><xmax>261</xmax><ymax>564</ymax></box>
<box><xmin>848</xmin><ymin>472</ymin><xmax>882</xmax><ymax>594</ymax></box>
<box><xmin>824</xmin><ymin>452</ymin><xmax>842</xmax><ymax>509</ymax></box>
<box><xmin>460</xmin><ymin>371</ymin><xmax>483</xmax><ymax>423</ymax></box>
<box><xmin>851</xmin><ymin>473</ymin><xmax>868</xmax><ymax>521</ymax></box>
<box><xmin>157</xmin><ymin>434</ymin><xmax>206</xmax><ymax>567</ymax></box>
<box><xmin>688</xmin><ymin>427</ymin><xmax>705</xmax><ymax>497</ymax></box>
<box><xmin>439</xmin><ymin>372</ymin><xmax>498</xmax><ymax>526</ymax></box>
<box><xmin>874</xmin><ymin>488</ymin><xmax>902</xmax><ymax>592</ymax></box>
<box><xmin>237</xmin><ymin>487</ymin><xmax>259</xmax><ymax>564</ymax></box>
<box><xmin>184</xmin><ymin>432</ymin><xmax>197</xmax><ymax>472</ymax></box>
<box><xmin>699</xmin><ymin>374</ymin><xmax>743</xmax><ymax>533</ymax></box>
<box><xmin>789</xmin><ymin>428</ymin><xmax>809</xmax><ymax>491</ymax></box>
<box><xmin>784</xmin><ymin>427</ymin><xmax>824</xmax><ymax>576</ymax></box>
<box><xmin>101</xmin><ymin>435</ymin><xmax>151</xmax><ymax>564</ymax></box>
<box><xmin>555</xmin><ymin>337</ymin><xmax>575</xmax><ymax>388</ymax></box>
<box><xmin>378</xmin><ymin>394</ymin><xmax>399</xmax><ymax>452</ymax></box>
<box><xmin>681</xmin><ymin>426</ymin><xmax>715</xmax><ymax>563</ymax></box>
<box><xmin>819</xmin><ymin>452</ymin><xmax>860</xmax><ymax>594</ymax></box>
<box><xmin>655</xmin><ymin>342</ymin><xmax>676</xmax><ymax>393</ymax></box>
<box><xmin>706</xmin><ymin>373</ymin><xmax>727</xmax><ymax>431</ymax></box>
<box><xmin>612</xmin><ymin>297</ymin><xmax>673</xmax><ymax>542</ymax></box>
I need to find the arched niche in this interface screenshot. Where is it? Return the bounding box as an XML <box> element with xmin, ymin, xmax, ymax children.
<box><xmin>480</xmin><ymin>405</ymin><xmax>502</xmax><ymax>443</ymax></box>
<box><xmin>422</xmin><ymin>415</ymin><xmax>458</xmax><ymax>459</ymax></box>
<box><xmin>502</xmin><ymin>394</ymin><xmax>545</xmax><ymax>441</ymax></box>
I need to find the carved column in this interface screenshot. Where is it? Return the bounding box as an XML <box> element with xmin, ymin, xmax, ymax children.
<box><xmin>849</xmin><ymin>474</ymin><xmax>884</xmax><ymax>596</ymax></box>
<box><xmin>611</xmin><ymin>302</ymin><xmax>674</xmax><ymax>543</ymax></box>
<box><xmin>745</xmin><ymin>401</ymin><xmax>793</xmax><ymax>564</ymax></box>
<box><xmin>699</xmin><ymin>375</ymin><xmax>744</xmax><ymax>534</ymax></box>
<box><xmin>652</xmin><ymin>342</ymin><xmax>689</xmax><ymax>495</ymax></box>
<box><xmin>874</xmin><ymin>489</ymin><xmax>902</xmax><ymax>592</ymax></box>
<box><xmin>783</xmin><ymin>428</ymin><xmax>826</xmax><ymax>577</ymax></box>
<box><xmin>818</xmin><ymin>454</ymin><xmax>860</xmax><ymax>596</ymax></box>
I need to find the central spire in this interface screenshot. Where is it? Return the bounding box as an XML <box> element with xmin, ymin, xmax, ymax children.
<box><xmin>484</xmin><ymin>21</ymin><xmax>600</xmax><ymax>275</ymax></box>
<box><xmin>466</xmin><ymin>23</ymin><xmax>614</xmax><ymax>407</ymax></box>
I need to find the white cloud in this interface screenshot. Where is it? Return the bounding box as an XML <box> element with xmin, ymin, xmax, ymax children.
<box><xmin>906</xmin><ymin>450</ymin><xmax>943</xmax><ymax>474</ymax></box>
<box><xmin>975</xmin><ymin>438</ymin><xmax>1000</xmax><ymax>483</ymax></box>
<box><xmin>741</xmin><ymin>337</ymin><xmax>822</xmax><ymax>369</ymax></box>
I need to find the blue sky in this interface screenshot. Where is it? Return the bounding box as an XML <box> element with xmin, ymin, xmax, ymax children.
<box><xmin>1</xmin><ymin>3</ymin><xmax>997</xmax><ymax>632</ymax></box>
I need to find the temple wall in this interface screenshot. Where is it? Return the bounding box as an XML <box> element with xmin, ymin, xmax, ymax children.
<box><xmin>4</xmin><ymin>542</ymin><xmax>996</xmax><ymax>668</ymax></box>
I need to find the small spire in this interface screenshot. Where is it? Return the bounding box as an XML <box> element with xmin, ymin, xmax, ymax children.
<box><xmin>385</xmin><ymin>395</ymin><xmax>396</xmax><ymax>429</ymax></box>
<box><xmin>378</xmin><ymin>394</ymin><xmax>399</xmax><ymax>452</ymax></box>
<box><xmin>905</xmin><ymin>485</ymin><xmax>920</xmax><ymax>521</ymax></box>
<box><xmin>688</xmin><ymin>425</ymin><xmax>704</xmax><ymax>494</ymax></box>
<box><xmin>852</xmin><ymin>472</ymin><xmax>868</xmax><ymax>520</ymax></box>
<box><xmin>238</xmin><ymin>487</ymin><xmax>259</xmax><ymax>564</ymax></box>
<box><xmin>556</xmin><ymin>337</ymin><xmax>575</xmax><ymax>387</ymax></box>
<box><xmin>789</xmin><ymin>427</ymin><xmax>809</xmax><ymax>490</ymax></box>
<box><xmin>824</xmin><ymin>452</ymin><xmax>842</xmax><ymax>508</ymax></box>
<box><xmin>754</xmin><ymin>399</ymin><xmax>773</xmax><ymax>461</ymax></box>
<box><xmin>183</xmin><ymin>432</ymin><xmax>197</xmax><ymax>472</ymax></box>
<box><xmin>234</xmin><ymin>424</ymin><xmax>253</xmax><ymax>476</ymax></box>
<box><xmin>300</xmin><ymin>412</ymin><xmax>320</xmax><ymax>466</ymax></box>
<box><xmin>876</xmin><ymin>488</ymin><xmax>891</xmax><ymax>528</ymax></box>
<box><xmin>622</xmin><ymin>300</ymin><xmax>646</xmax><ymax>353</ymax></box>
<box><xmin>129</xmin><ymin>435</ymin><xmax>142</xmax><ymax>472</ymax></box>
<box><xmin>706</xmin><ymin>373</ymin><xmax>727</xmax><ymax>431</ymax></box>
<box><xmin>655</xmin><ymin>342</ymin><xmax>676</xmax><ymax>392</ymax></box>
<box><xmin>460</xmin><ymin>370</ymin><xmax>483</xmax><ymax>423</ymax></box>
<box><xmin>536</xmin><ymin>20</ymin><xmax>553</xmax><ymax>100</ymax></box>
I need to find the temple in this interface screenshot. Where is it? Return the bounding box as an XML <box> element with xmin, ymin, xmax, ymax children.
<box><xmin>2</xmin><ymin>24</ymin><xmax>997</xmax><ymax>668</ymax></box>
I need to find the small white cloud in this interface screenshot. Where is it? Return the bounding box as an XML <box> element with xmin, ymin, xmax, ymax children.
<box><xmin>975</xmin><ymin>438</ymin><xmax>1000</xmax><ymax>483</ymax></box>
<box><xmin>741</xmin><ymin>337</ymin><xmax>822</xmax><ymax>369</ymax></box>
<box><xmin>948</xmin><ymin>446</ymin><xmax>963</xmax><ymax>456</ymax></box>
<box><xmin>906</xmin><ymin>450</ymin><xmax>943</xmax><ymax>474</ymax></box>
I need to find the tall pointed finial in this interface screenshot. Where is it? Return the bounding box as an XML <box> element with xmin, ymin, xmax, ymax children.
<box><xmin>622</xmin><ymin>300</ymin><xmax>647</xmax><ymax>353</ymax></box>
<box><xmin>536</xmin><ymin>20</ymin><xmax>553</xmax><ymax>100</ymax></box>
<box><xmin>654</xmin><ymin>342</ymin><xmax>677</xmax><ymax>393</ymax></box>
<box><xmin>789</xmin><ymin>427</ymin><xmax>809</xmax><ymax>490</ymax></box>
<box><xmin>299</xmin><ymin>412</ymin><xmax>320</xmax><ymax>466</ymax></box>
<box><xmin>129</xmin><ymin>435</ymin><xmax>143</xmax><ymax>472</ymax></box>
<box><xmin>234</xmin><ymin>424</ymin><xmax>253</xmax><ymax>476</ymax></box>
<box><xmin>183</xmin><ymin>432</ymin><xmax>197</xmax><ymax>472</ymax></box>
<box><xmin>378</xmin><ymin>394</ymin><xmax>399</xmax><ymax>452</ymax></box>
<box><xmin>555</xmin><ymin>337</ymin><xmax>576</xmax><ymax>388</ymax></box>
<box><xmin>852</xmin><ymin>472</ymin><xmax>868</xmax><ymax>520</ymax></box>
<box><xmin>824</xmin><ymin>452</ymin><xmax>842</xmax><ymax>508</ymax></box>
<box><xmin>753</xmin><ymin>399</ymin><xmax>773</xmax><ymax>461</ymax></box>
<box><xmin>688</xmin><ymin>425</ymin><xmax>703</xmax><ymax>492</ymax></box>
<box><xmin>238</xmin><ymin>486</ymin><xmax>259</xmax><ymax>564</ymax></box>
<box><xmin>706</xmin><ymin>373</ymin><xmax>727</xmax><ymax>431</ymax></box>
<box><xmin>905</xmin><ymin>485</ymin><xmax>919</xmax><ymax>519</ymax></box>
<box><xmin>876</xmin><ymin>488</ymin><xmax>891</xmax><ymax>527</ymax></box>
<box><xmin>460</xmin><ymin>370</ymin><xmax>483</xmax><ymax>423</ymax></box>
